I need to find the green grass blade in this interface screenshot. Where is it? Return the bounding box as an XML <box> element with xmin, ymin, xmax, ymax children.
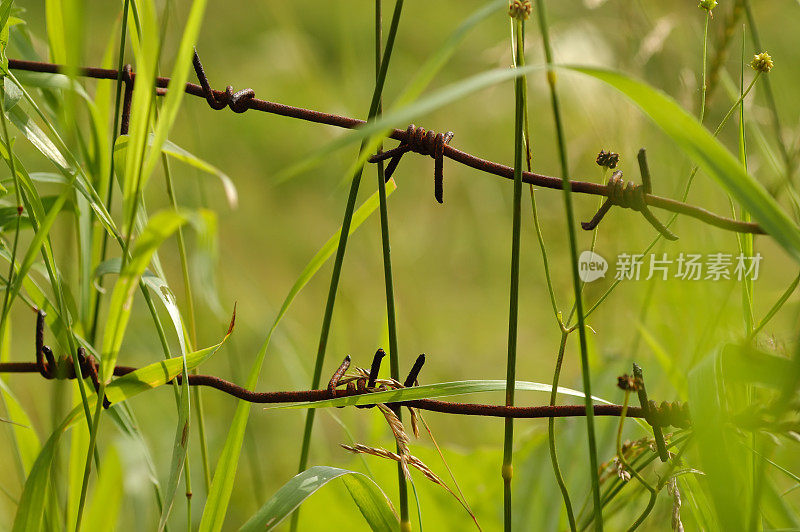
<box><xmin>120</xmin><ymin>0</ymin><xmax>158</xmax><ymax>235</ymax></box>
<box><xmin>114</xmin><ymin>134</ymin><xmax>238</xmax><ymax>208</ymax></box>
<box><xmin>12</xmin><ymin>417</ymin><xmax>65</xmax><ymax>532</ymax></box>
<box><xmin>104</xmin><ymin>313</ymin><xmax>234</xmax><ymax>404</ymax></box>
<box><xmin>0</xmin><ymin>378</ymin><xmax>40</xmax><ymax>474</ymax></box>
<box><xmin>239</xmin><ymin>466</ymin><xmax>398</xmax><ymax>532</ymax></box>
<box><xmin>82</xmin><ymin>446</ymin><xmax>124</xmax><ymax>532</ymax></box>
<box><xmin>162</xmin><ymin>137</ymin><xmax>237</xmax><ymax>207</ymax></box>
<box><xmin>139</xmin><ymin>0</ymin><xmax>208</xmax><ymax>190</ymax></box>
<box><xmin>94</xmin><ymin>256</ymin><xmax>192</xmax><ymax>364</ymax></box>
<box><xmin>157</xmin><ymin>377</ymin><xmax>190</xmax><ymax>531</ymax></box>
<box><xmin>198</xmin><ymin>181</ymin><xmax>396</xmax><ymax>532</ymax></box>
<box><xmin>688</xmin><ymin>347</ymin><xmax>747</xmax><ymax>530</ymax></box>
<box><xmin>278</xmin><ymin>0</ymin><xmax>504</xmax><ymax>183</ymax></box>
<box><xmin>269</xmin><ymin>379</ymin><xmax>612</xmax><ymax>410</ymax></box>
<box><xmin>568</xmin><ymin>66</ymin><xmax>800</xmax><ymax>261</ymax></box>
<box><xmin>342</xmin><ymin>473</ymin><xmax>402</xmax><ymax>532</ymax></box>
<box><xmin>99</xmin><ymin>209</ymin><xmax>211</xmax><ymax>383</ymax></box>
<box><xmin>12</xmin><ymin>318</ymin><xmax>232</xmax><ymax>531</ymax></box>
<box><xmin>2</xmin><ymin>187</ymin><xmax>70</xmax><ymax>317</ymax></box>
<box><xmin>66</xmin><ymin>387</ymin><xmax>90</xmax><ymax>531</ymax></box>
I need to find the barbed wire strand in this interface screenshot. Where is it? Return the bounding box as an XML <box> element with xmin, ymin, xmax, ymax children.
<box><xmin>7</xmin><ymin>56</ymin><xmax>766</xmax><ymax>236</ymax></box>
<box><xmin>0</xmin><ymin>312</ymin><xmax>692</xmax><ymax>429</ymax></box>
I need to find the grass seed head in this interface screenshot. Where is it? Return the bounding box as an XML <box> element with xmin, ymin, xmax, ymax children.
<box><xmin>698</xmin><ymin>0</ymin><xmax>718</xmax><ymax>12</ymax></box>
<box><xmin>508</xmin><ymin>0</ymin><xmax>532</xmax><ymax>20</ymax></box>
<box><xmin>617</xmin><ymin>373</ymin><xmax>642</xmax><ymax>391</ymax></box>
<box><xmin>750</xmin><ymin>52</ymin><xmax>774</xmax><ymax>73</ymax></box>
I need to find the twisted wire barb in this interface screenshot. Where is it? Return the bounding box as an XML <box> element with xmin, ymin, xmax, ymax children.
<box><xmin>6</xmin><ymin>55</ymin><xmax>766</xmax><ymax>236</ymax></box>
<box><xmin>582</xmin><ymin>148</ymin><xmax>678</xmax><ymax>240</ymax></box>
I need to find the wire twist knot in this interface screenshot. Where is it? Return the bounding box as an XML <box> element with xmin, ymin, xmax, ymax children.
<box><xmin>645</xmin><ymin>400</ymin><xmax>692</xmax><ymax>429</ymax></box>
<box><xmin>35</xmin><ymin>310</ymin><xmax>109</xmax><ymax>407</ymax></box>
<box><xmin>582</xmin><ymin>148</ymin><xmax>678</xmax><ymax>241</ymax></box>
<box><xmin>192</xmin><ymin>49</ymin><xmax>255</xmax><ymax>114</ymax></box>
<box><xmin>606</xmin><ymin>171</ymin><xmax>647</xmax><ymax>211</ymax></box>
<box><xmin>369</xmin><ymin>124</ymin><xmax>454</xmax><ymax>203</ymax></box>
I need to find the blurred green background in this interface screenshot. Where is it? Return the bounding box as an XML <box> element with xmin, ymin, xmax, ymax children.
<box><xmin>2</xmin><ymin>1</ymin><xmax>799</xmax><ymax>529</ymax></box>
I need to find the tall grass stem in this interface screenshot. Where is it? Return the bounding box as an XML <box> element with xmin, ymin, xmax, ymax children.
<box><xmin>292</xmin><ymin>2</ymin><xmax>405</xmax><ymax>530</ymax></box>
<box><xmin>534</xmin><ymin>2</ymin><xmax>603</xmax><ymax>528</ymax></box>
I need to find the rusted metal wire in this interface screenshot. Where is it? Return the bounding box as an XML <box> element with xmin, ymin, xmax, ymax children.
<box><xmin>0</xmin><ymin>312</ymin><xmax>692</xmax><ymax>428</ymax></box>
<box><xmin>582</xmin><ymin>149</ymin><xmax>678</xmax><ymax>240</ymax></box>
<box><xmin>6</xmin><ymin>55</ymin><xmax>767</xmax><ymax>236</ymax></box>
<box><xmin>0</xmin><ymin>357</ymin><xmax>693</xmax><ymax>425</ymax></box>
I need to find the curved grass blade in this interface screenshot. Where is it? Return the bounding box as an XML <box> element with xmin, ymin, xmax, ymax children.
<box><xmin>104</xmin><ymin>310</ymin><xmax>234</xmax><ymax>404</ymax></box>
<box><xmin>688</xmin><ymin>347</ymin><xmax>747</xmax><ymax>530</ymax></box>
<box><xmin>100</xmin><ymin>209</ymin><xmax>212</xmax><ymax>383</ymax></box>
<box><xmin>139</xmin><ymin>0</ymin><xmax>208</xmax><ymax>192</ymax></box>
<box><xmin>115</xmin><ymin>134</ymin><xmax>237</xmax><ymax>208</ymax></box>
<box><xmin>239</xmin><ymin>466</ymin><xmax>398</xmax><ymax>532</ymax></box>
<box><xmin>0</xmin><ymin>378</ymin><xmax>39</xmax><ymax>475</ymax></box>
<box><xmin>199</xmin><ymin>180</ymin><xmax>396</xmax><ymax>532</ymax></box>
<box><xmin>569</xmin><ymin>66</ymin><xmax>800</xmax><ymax>261</ymax></box>
<box><xmin>82</xmin><ymin>446</ymin><xmax>124</xmax><ymax>532</ymax></box>
<box><xmin>12</xmin><ymin>314</ymin><xmax>232</xmax><ymax>532</ymax></box>
<box><xmin>281</xmin><ymin>62</ymin><xmax>800</xmax><ymax>264</ymax></box>
<box><xmin>270</xmin><ymin>380</ymin><xmax>612</xmax><ymax>410</ymax></box>
<box><xmin>276</xmin><ymin>0</ymin><xmax>505</xmax><ymax>183</ymax></box>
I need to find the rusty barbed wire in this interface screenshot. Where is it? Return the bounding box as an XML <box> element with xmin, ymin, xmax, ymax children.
<box><xmin>582</xmin><ymin>148</ymin><xmax>678</xmax><ymax>240</ymax></box>
<box><xmin>0</xmin><ymin>311</ymin><xmax>693</xmax><ymax>431</ymax></box>
<box><xmin>6</xmin><ymin>55</ymin><xmax>767</xmax><ymax>236</ymax></box>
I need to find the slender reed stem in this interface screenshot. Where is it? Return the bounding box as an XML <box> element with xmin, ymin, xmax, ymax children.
<box><xmin>549</xmin><ymin>331</ymin><xmax>577</xmax><ymax>530</ymax></box>
<box><xmin>585</xmin><ymin>72</ymin><xmax>762</xmax><ymax>321</ymax></box>
<box><xmin>742</xmin><ymin>0</ymin><xmax>794</xmax><ymax>183</ymax></box>
<box><xmin>515</xmin><ymin>17</ymin><xmax>575</xmax><ymax>525</ymax></box>
<box><xmin>89</xmin><ymin>0</ymin><xmax>131</xmax><ymax>345</ymax></box>
<box><xmin>534</xmin><ymin>2</ymin><xmax>603</xmax><ymax>528</ymax></box>
<box><xmin>700</xmin><ymin>12</ymin><xmax>710</xmax><ymax>123</ymax></box>
<box><xmin>292</xmin><ymin>2</ymin><xmax>405</xmax><ymax>530</ymax></box>
<box><xmin>0</xmin><ymin>83</ymin><xmax>22</xmax><ymax>343</ymax></box>
<box><xmin>502</xmin><ymin>15</ymin><xmax>526</xmax><ymax>531</ymax></box>
<box><xmin>615</xmin><ymin>391</ymin><xmax>656</xmax><ymax>531</ymax></box>
<box><xmin>161</xmin><ymin>151</ymin><xmax>212</xmax><ymax>492</ymax></box>
<box><xmin>373</xmin><ymin>0</ymin><xmax>410</xmax><ymax>527</ymax></box>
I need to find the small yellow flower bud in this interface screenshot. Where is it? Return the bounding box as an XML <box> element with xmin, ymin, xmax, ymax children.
<box><xmin>698</xmin><ymin>0</ymin><xmax>718</xmax><ymax>11</ymax></box>
<box><xmin>750</xmin><ymin>52</ymin><xmax>773</xmax><ymax>73</ymax></box>
<box><xmin>508</xmin><ymin>0</ymin><xmax>532</xmax><ymax>21</ymax></box>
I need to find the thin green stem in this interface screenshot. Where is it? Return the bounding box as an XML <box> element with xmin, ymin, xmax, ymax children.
<box><xmin>528</xmin><ymin>190</ymin><xmax>561</xmax><ymax>324</ymax></box>
<box><xmin>585</xmin><ymin>72</ymin><xmax>762</xmax><ymax>321</ymax></box>
<box><xmin>736</xmin><ymin>30</ymin><xmax>755</xmax><ymax>336</ymax></box>
<box><xmin>90</xmin><ymin>0</ymin><xmax>131</xmax><ymax>344</ymax></box>
<box><xmin>0</xmin><ymin>83</ymin><xmax>22</xmax><ymax>342</ymax></box>
<box><xmin>700</xmin><ymin>12</ymin><xmax>710</xmax><ymax>123</ymax></box>
<box><xmin>742</xmin><ymin>0</ymin><xmax>794</xmax><ymax>184</ymax></box>
<box><xmin>373</xmin><ymin>0</ymin><xmax>410</xmax><ymax>527</ymax></box>
<box><xmin>549</xmin><ymin>331</ymin><xmax>577</xmax><ymax>530</ymax></box>
<box><xmin>577</xmin><ymin>432</ymin><xmax>692</xmax><ymax>530</ymax></box>
<box><xmin>747</xmin><ymin>271</ymin><xmax>800</xmax><ymax>342</ymax></box>
<box><xmin>615</xmin><ymin>391</ymin><xmax>656</xmax><ymax>531</ymax></box>
<box><xmin>76</xmin><ymin>383</ymin><xmax>106</xmax><ymax>532</ymax></box>
<box><xmin>161</xmin><ymin>150</ymin><xmax>212</xmax><ymax>493</ymax></box>
<box><xmin>535</xmin><ymin>2</ymin><xmax>602</xmax><ymax>528</ymax></box>
<box><xmin>502</xmin><ymin>16</ymin><xmax>526</xmax><ymax>532</ymax></box>
<box><xmin>292</xmin><ymin>3</ymin><xmax>405</xmax><ymax>530</ymax></box>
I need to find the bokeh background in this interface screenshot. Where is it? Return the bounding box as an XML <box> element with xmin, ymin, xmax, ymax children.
<box><xmin>2</xmin><ymin>1</ymin><xmax>799</xmax><ymax>529</ymax></box>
